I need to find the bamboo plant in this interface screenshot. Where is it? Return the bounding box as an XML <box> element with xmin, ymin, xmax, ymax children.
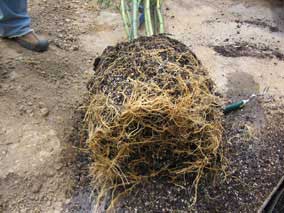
<box><xmin>120</xmin><ymin>0</ymin><xmax>165</xmax><ymax>41</ymax></box>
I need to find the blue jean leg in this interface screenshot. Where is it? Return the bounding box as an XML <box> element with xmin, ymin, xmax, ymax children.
<box><xmin>0</xmin><ymin>0</ymin><xmax>32</xmax><ymax>38</ymax></box>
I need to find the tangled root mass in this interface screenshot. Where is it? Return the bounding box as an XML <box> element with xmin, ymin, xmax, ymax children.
<box><xmin>85</xmin><ymin>35</ymin><xmax>224</xmax><ymax>208</ymax></box>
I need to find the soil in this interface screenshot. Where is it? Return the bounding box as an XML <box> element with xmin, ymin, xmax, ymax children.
<box><xmin>88</xmin><ymin>35</ymin><xmax>213</xmax><ymax>103</ymax></box>
<box><xmin>0</xmin><ymin>0</ymin><xmax>284</xmax><ymax>212</ymax></box>
<box><xmin>262</xmin><ymin>176</ymin><xmax>284</xmax><ymax>212</ymax></box>
<box><xmin>213</xmin><ymin>41</ymin><xmax>284</xmax><ymax>60</ymax></box>
<box><xmin>86</xmin><ymin>35</ymin><xmax>223</xmax><ymax>212</ymax></box>
<box><xmin>236</xmin><ymin>19</ymin><xmax>281</xmax><ymax>33</ymax></box>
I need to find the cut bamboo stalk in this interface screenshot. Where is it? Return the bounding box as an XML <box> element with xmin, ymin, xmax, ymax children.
<box><xmin>156</xmin><ymin>0</ymin><xmax>165</xmax><ymax>34</ymax></box>
<box><xmin>144</xmin><ymin>0</ymin><xmax>153</xmax><ymax>36</ymax></box>
<box><xmin>153</xmin><ymin>3</ymin><xmax>158</xmax><ymax>35</ymax></box>
<box><xmin>125</xmin><ymin>1</ymin><xmax>133</xmax><ymax>40</ymax></box>
<box><xmin>144</xmin><ymin>0</ymin><xmax>149</xmax><ymax>35</ymax></box>
<box><xmin>121</xmin><ymin>0</ymin><xmax>165</xmax><ymax>39</ymax></box>
<box><xmin>120</xmin><ymin>0</ymin><xmax>131</xmax><ymax>40</ymax></box>
<box><xmin>132</xmin><ymin>0</ymin><xmax>139</xmax><ymax>39</ymax></box>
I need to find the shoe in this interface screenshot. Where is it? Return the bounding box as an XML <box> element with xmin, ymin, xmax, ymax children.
<box><xmin>15</xmin><ymin>31</ymin><xmax>49</xmax><ymax>52</ymax></box>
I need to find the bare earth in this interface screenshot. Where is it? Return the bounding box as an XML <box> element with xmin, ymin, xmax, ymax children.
<box><xmin>0</xmin><ymin>0</ymin><xmax>284</xmax><ymax>212</ymax></box>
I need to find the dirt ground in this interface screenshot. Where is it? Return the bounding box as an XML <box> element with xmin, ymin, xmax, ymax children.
<box><xmin>0</xmin><ymin>0</ymin><xmax>284</xmax><ymax>212</ymax></box>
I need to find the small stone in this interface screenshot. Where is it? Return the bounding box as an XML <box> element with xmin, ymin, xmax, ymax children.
<box><xmin>64</xmin><ymin>199</ymin><xmax>71</xmax><ymax>204</ymax></box>
<box><xmin>72</xmin><ymin>46</ymin><xmax>79</xmax><ymax>51</ymax></box>
<box><xmin>26</xmin><ymin>108</ymin><xmax>33</xmax><ymax>114</ymax></box>
<box><xmin>40</xmin><ymin>108</ymin><xmax>49</xmax><ymax>117</ymax></box>
<box><xmin>32</xmin><ymin>182</ymin><xmax>42</xmax><ymax>193</ymax></box>
<box><xmin>19</xmin><ymin>105</ymin><xmax>25</xmax><ymax>111</ymax></box>
<box><xmin>55</xmin><ymin>163</ymin><xmax>63</xmax><ymax>170</ymax></box>
<box><xmin>38</xmin><ymin>102</ymin><xmax>45</xmax><ymax>108</ymax></box>
<box><xmin>46</xmin><ymin>170</ymin><xmax>56</xmax><ymax>177</ymax></box>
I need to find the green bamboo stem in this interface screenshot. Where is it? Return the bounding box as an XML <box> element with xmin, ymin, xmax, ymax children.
<box><xmin>125</xmin><ymin>1</ymin><xmax>133</xmax><ymax>40</ymax></box>
<box><xmin>144</xmin><ymin>0</ymin><xmax>153</xmax><ymax>36</ymax></box>
<box><xmin>121</xmin><ymin>0</ymin><xmax>164</xmax><ymax>39</ymax></box>
<box><xmin>132</xmin><ymin>0</ymin><xmax>139</xmax><ymax>39</ymax></box>
<box><xmin>152</xmin><ymin>4</ymin><xmax>158</xmax><ymax>35</ymax></box>
<box><xmin>120</xmin><ymin>0</ymin><xmax>131</xmax><ymax>40</ymax></box>
<box><xmin>156</xmin><ymin>0</ymin><xmax>165</xmax><ymax>34</ymax></box>
<box><xmin>144</xmin><ymin>0</ymin><xmax>149</xmax><ymax>35</ymax></box>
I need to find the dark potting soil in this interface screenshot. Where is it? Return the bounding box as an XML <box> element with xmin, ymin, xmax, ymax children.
<box><xmin>116</xmin><ymin>100</ymin><xmax>284</xmax><ymax>212</ymax></box>
<box><xmin>235</xmin><ymin>19</ymin><xmax>281</xmax><ymax>33</ymax></box>
<box><xmin>213</xmin><ymin>41</ymin><xmax>284</xmax><ymax>61</ymax></box>
<box><xmin>88</xmin><ymin>34</ymin><xmax>214</xmax><ymax>106</ymax></box>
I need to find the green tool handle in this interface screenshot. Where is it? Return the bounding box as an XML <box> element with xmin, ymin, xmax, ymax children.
<box><xmin>224</xmin><ymin>100</ymin><xmax>246</xmax><ymax>114</ymax></box>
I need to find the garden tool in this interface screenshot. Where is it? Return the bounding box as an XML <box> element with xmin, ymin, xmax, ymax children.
<box><xmin>224</xmin><ymin>87</ymin><xmax>269</xmax><ymax>114</ymax></box>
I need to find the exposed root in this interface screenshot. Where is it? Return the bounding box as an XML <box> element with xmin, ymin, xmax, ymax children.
<box><xmin>85</xmin><ymin>35</ymin><xmax>224</xmax><ymax>210</ymax></box>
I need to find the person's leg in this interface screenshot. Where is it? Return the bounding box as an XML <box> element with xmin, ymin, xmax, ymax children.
<box><xmin>0</xmin><ymin>0</ymin><xmax>48</xmax><ymax>52</ymax></box>
<box><xmin>0</xmin><ymin>0</ymin><xmax>32</xmax><ymax>38</ymax></box>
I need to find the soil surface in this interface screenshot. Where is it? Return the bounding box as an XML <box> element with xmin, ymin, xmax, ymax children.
<box><xmin>0</xmin><ymin>0</ymin><xmax>284</xmax><ymax>212</ymax></box>
<box><xmin>213</xmin><ymin>41</ymin><xmax>284</xmax><ymax>60</ymax></box>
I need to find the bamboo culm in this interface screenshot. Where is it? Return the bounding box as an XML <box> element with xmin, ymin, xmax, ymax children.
<box><xmin>144</xmin><ymin>0</ymin><xmax>153</xmax><ymax>36</ymax></box>
<box><xmin>120</xmin><ymin>0</ymin><xmax>165</xmax><ymax>40</ymax></box>
<box><xmin>132</xmin><ymin>0</ymin><xmax>139</xmax><ymax>39</ymax></box>
<box><xmin>156</xmin><ymin>0</ymin><xmax>165</xmax><ymax>34</ymax></box>
<box><xmin>120</xmin><ymin>0</ymin><xmax>131</xmax><ymax>40</ymax></box>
